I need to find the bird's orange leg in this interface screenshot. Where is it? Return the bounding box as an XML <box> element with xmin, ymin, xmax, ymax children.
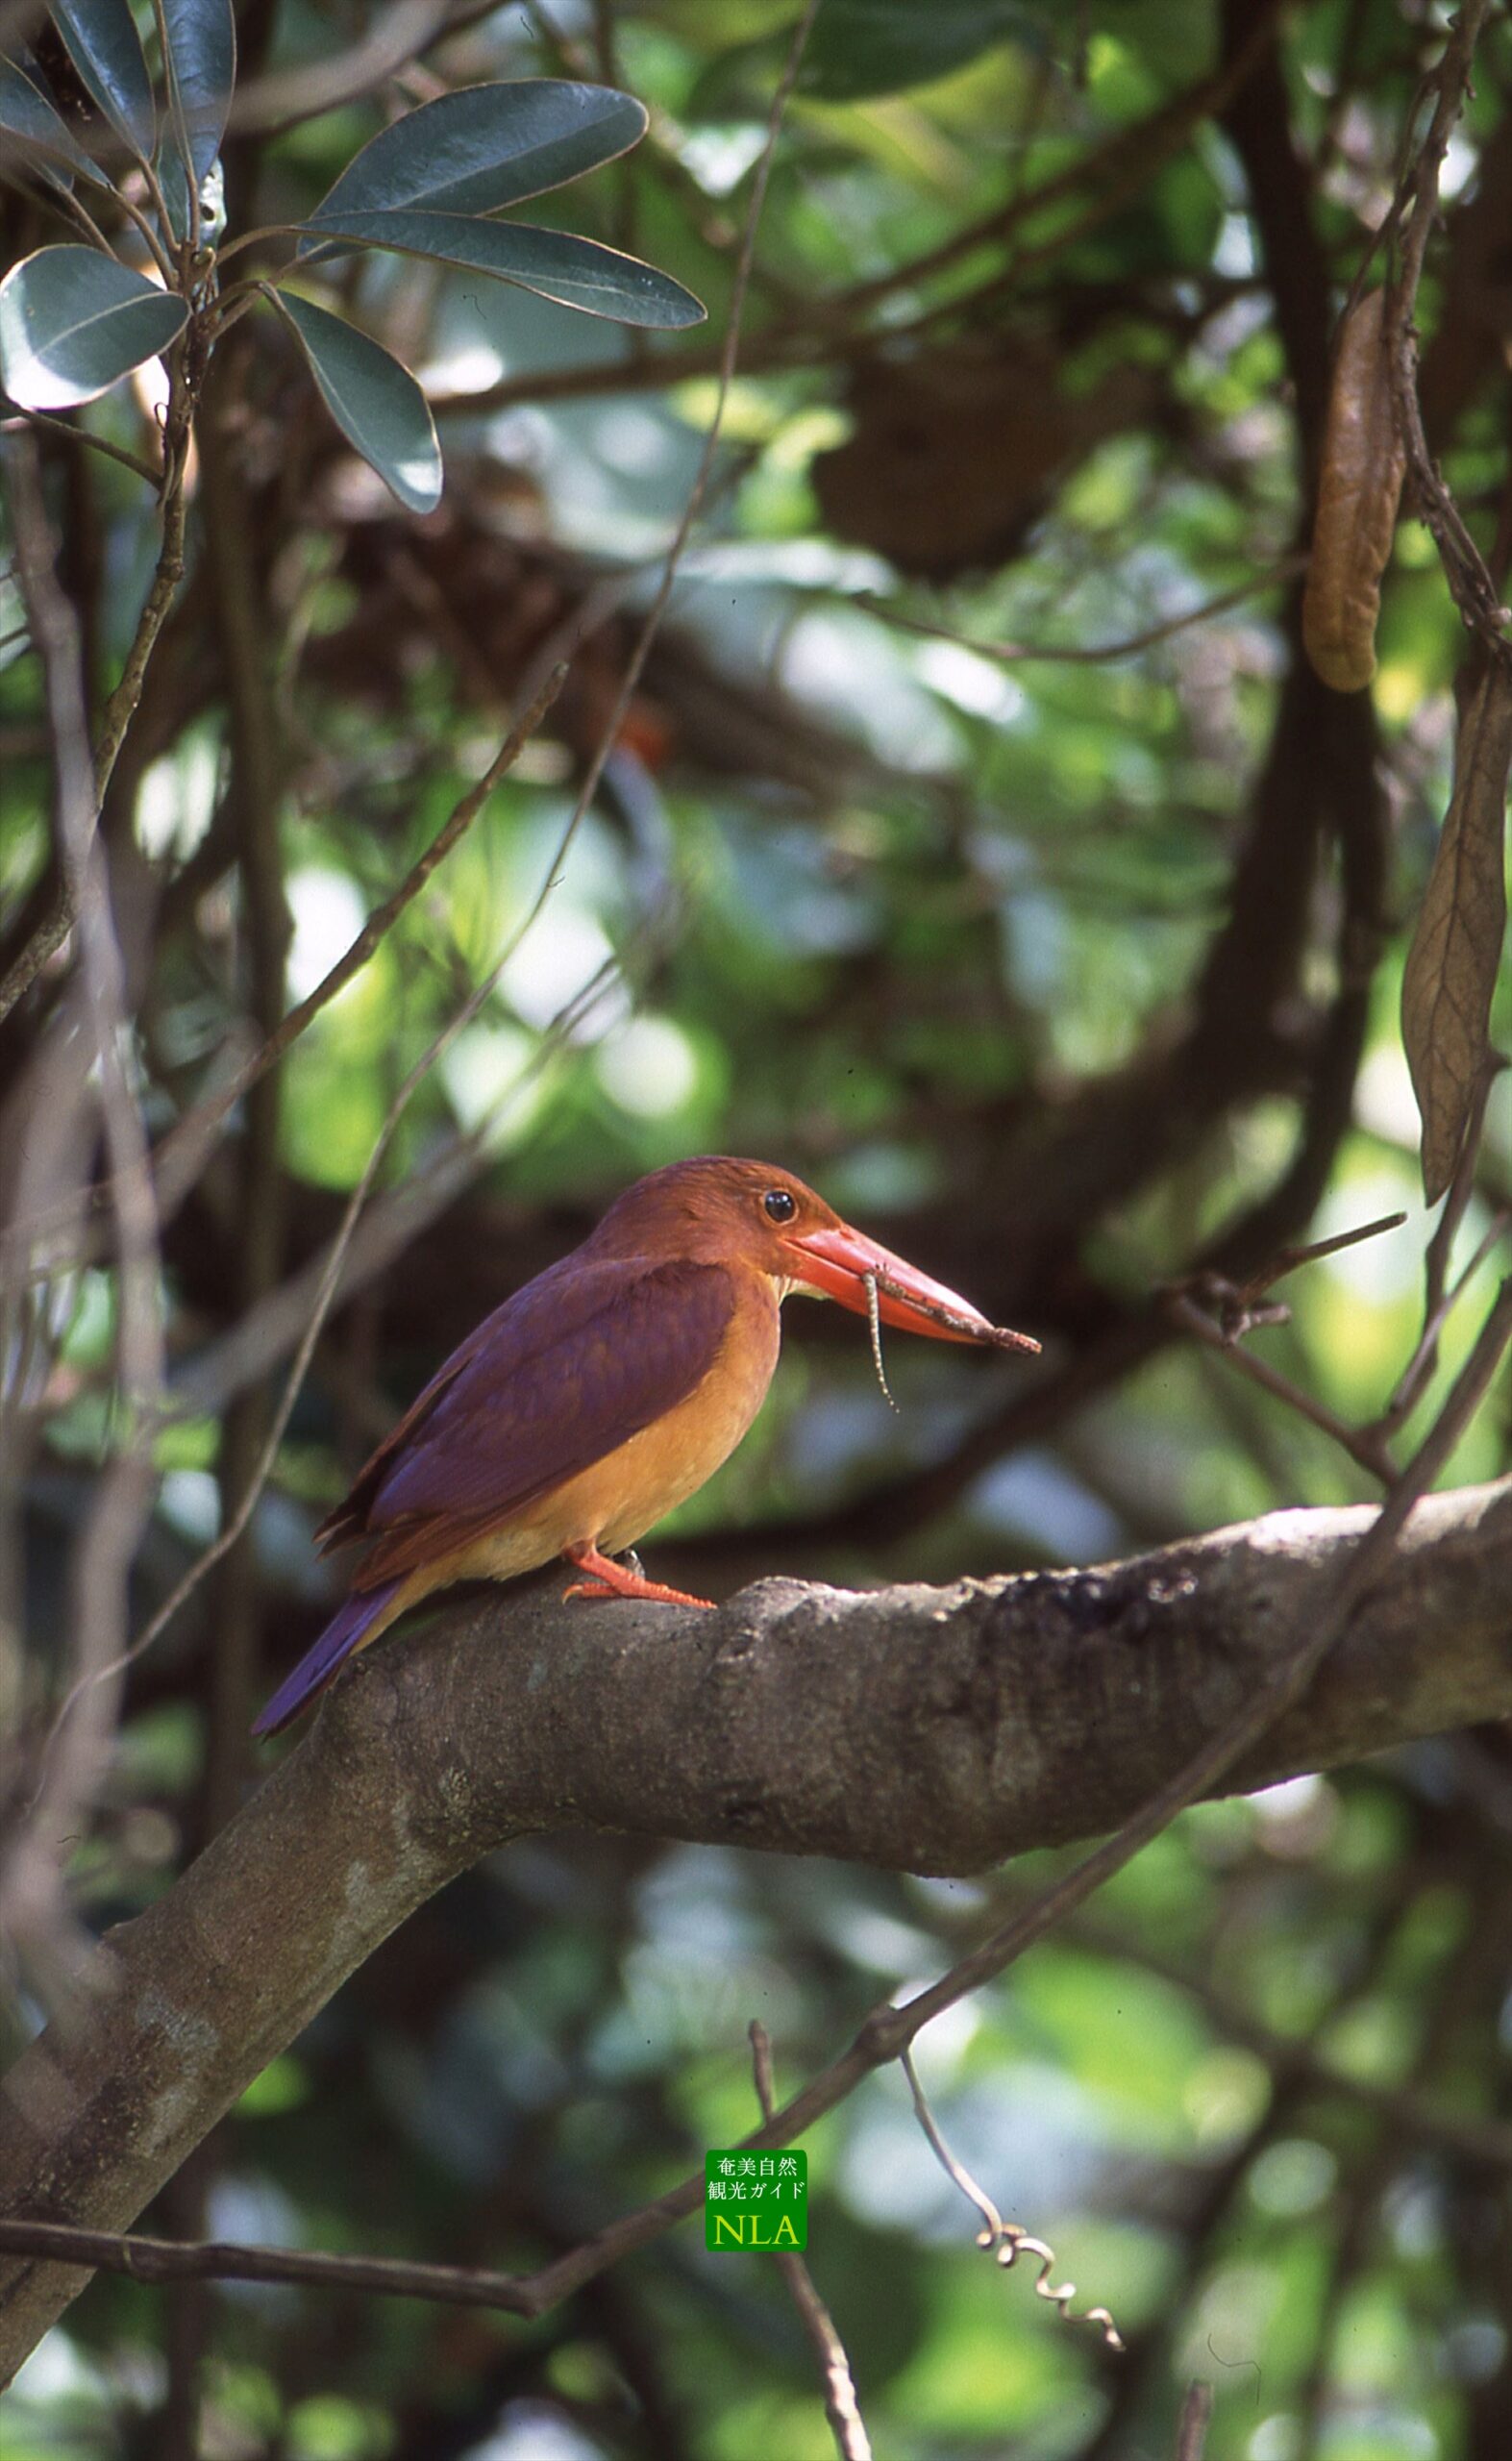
<box><xmin>561</xmin><ymin>1542</ymin><xmax>714</xmax><ymax>1609</ymax></box>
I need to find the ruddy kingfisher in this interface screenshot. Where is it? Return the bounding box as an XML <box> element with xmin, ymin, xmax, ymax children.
<box><xmin>254</xmin><ymin>1156</ymin><xmax>1038</xmax><ymax>1735</ymax></box>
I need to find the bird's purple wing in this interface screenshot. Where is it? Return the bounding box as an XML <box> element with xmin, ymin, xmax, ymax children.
<box><xmin>321</xmin><ymin>1255</ymin><xmax>737</xmax><ymax>1582</ymax></box>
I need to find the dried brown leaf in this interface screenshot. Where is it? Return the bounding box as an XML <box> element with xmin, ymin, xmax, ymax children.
<box><xmin>1302</xmin><ymin>288</ymin><xmax>1406</xmax><ymax>693</ymax></box>
<box><xmin>1401</xmin><ymin>660</ymin><xmax>1512</xmax><ymax>1200</ymax></box>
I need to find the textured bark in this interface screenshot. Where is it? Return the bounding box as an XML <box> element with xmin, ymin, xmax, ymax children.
<box><xmin>4</xmin><ymin>1475</ymin><xmax>1512</xmax><ymax>2375</ymax></box>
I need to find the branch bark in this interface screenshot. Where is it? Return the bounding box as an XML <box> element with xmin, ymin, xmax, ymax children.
<box><xmin>4</xmin><ymin>1476</ymin><xmax>1512</xmax><ymax>2376</ymax></box>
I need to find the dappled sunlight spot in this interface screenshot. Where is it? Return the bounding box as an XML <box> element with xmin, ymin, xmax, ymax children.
<box><xmin>778</xmin><ymin>609</ymin><xmax>956</xmax><ymax>768</ymax></box>
<box><xmin>500</xmin><ymin>907</ymin><xmax>619</xmax><ymax>1034</ymax></box>
<box><xmin>843</xmin><ymin>2062</ymin><xmax>1105</xmax><ymax>2235</ymax></box>
<box><xmin>967</xmin><ymin>1452</ymin><xmax>1123</xmax><ymax>1563</ymax></box>
<box><xmin>1354</xmin><ymin>1042</ymin><xmax>1427</xmax><ymax>1151</ymax></box>
<box><xmin>12</xmin><ymin>2326</ymin><xmax>110</xmax><ymax>2402</ymax></box>
<box><xmin>136</xmin><ymin>732</ymin><xmax>219</xmax><ymax>862</ymax></box>
<box><xmin>158</xmin><ymin>1468</ymin><xmax>220</xmax><ymax>1548</ymax></box>
<box><xmin>286</xmin><ymin>867</ymin><xmax>368</xmax><ymax>1004</ymax></box>
<box><xmin>1375</xmin><ymin>662</ymin><xmax>1424</xmax><ymax>722</ymax></box>
<box><xmin>1248</xmin><ymin>2137</ymin><xmax>1338</xmax><ymax>2219</ymax></box>
<box><xmin>1309</xmin><ymin>1176</ymin><xmax>1421</xmax><ymax>1305</ymax></box>
<box><xmin>458</xmin><ymin>2402</ymin><xmax>604</xmax><ymax>2461</ymax></box>
<box><xmin>915</xmin><ymin>635</ymin><xmax>1027</xmax><ymax>721</ymax></box>
<box><xmin>594</xmin><ymin>403</ymin><xmax>677</xmax><ymax>476</ymax></box>
<box><xmin>418</xmin><ymin>338</ymin><xmax>504</xmax><ymax>394</ymax></box>
<box><xmin>594</xmin><ymin>1015</ymin><xmax>699</xmax><ymax>1116</ymax></box>
<box><xmin>1213</xmin><ymin>211</ymin><xmax>1257</xmax><ymax>278</ymax></box>
<box><xmin>678</xmin><ymin>124</ymin><xmax>774</xmax><ymax>196</ymax></box>
<box><xmin>896</xmin><ymin>1993</ymin><xmax>980</xmax><ymax>2081</ymax></box>
<box><xmin>439</xmin><ymin>1022</ymin><xmax>547</xmax><ymax>1150</ymax></box>
<box><xmin>1250</xmin><ymin>1773</ymin><xmax>1340</xmax><ymax>1861</ymax></box>
<box><xmin>1182</xmin><ymin>2047</ymin><xmax>1271</xmax><ymax>2149</ymax></box>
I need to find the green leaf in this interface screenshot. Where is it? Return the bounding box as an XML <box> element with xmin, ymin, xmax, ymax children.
<box><xmin>303</xmin><ymin>80</ymin><xmax>646</xmax><ymax>231</ymax></box>
<box><xmin>0</xmin><ymin>244</ymin><xmax>186</xmax><ymax>409</ymax></box>
<box><xmin>271</xmin><ymin>288</ymin><xmax>441</xmax><ymax>515</ymax></box>
<box><xmin>48</xmin><ymin>0</ymin><xmax>155</xmax><ymax>159</ymax></box>
<box><xmin>0</xmin><ymin>53</ymin><xmax>97</xmax><ymax>187</ymax></box>
<box><xmin>800</xmin><ymin>0</ymin><xmax>1033</xmax><ymax>100</ymax></box>
<box><xmin>298</xmin><ymin>211</ymin><xmax>706</xmax><ymax>329</ymax></box>
<box><xmin>161</xmin><ymin>0</ymin><xmax>235</xmax><ymax>186</ymax></box>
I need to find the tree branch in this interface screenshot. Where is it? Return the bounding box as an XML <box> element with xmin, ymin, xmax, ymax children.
<box><xmin>4</xmin><ymin>1475</ymin><xmax>1512</xmax><ymax>2374</ymax></box>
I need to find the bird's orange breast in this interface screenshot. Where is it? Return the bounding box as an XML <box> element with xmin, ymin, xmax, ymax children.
<box><xmin>399</xmin><ymin>1270</ymin><xmax>781</xmax><ymax>1597</ymax></box>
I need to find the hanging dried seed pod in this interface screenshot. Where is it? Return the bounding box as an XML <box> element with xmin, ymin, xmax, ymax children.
<box><xmin>1302</xmin><ymin>287</ymin><xmax>1406</xmax><ymax>693</ymax></box>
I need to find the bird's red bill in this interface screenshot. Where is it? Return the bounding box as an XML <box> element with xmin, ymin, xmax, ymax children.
<box><xmin>779</xmin><ymin>1223</ymin><xmax>1040</xmax><ymax>1353</ymax></box>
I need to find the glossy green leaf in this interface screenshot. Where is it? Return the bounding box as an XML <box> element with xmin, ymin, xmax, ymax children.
<box><xmin>800</xmin><ymin>0</ymin><xmax>1033</xmax><ymax>99</ymax></box>
<box><xmin>303</xmin><ymin>80</ymin><xmax>646</xmax><ymax>233</ymax></box>
<box><xmin>272</xmin><ymin>288</ymin><xmax>441</xmax><ymax>515</ymax></box>
<box><xmin>161</xmin><ymin>0</ymin><xmax>235</xmax><ymax>186</ymax></box>
<box><xmin>0</xmin><ymin>53</ymin><xmax>96</xmax><ymax>187</ymax></box>
<box><xmin>48</xmin><ymin>0</ymin><xmax>154</xmax><ymax>159</ymax></box>
<box><xmin>298</xmin><ymin>211</ymin><xmax>706</xmax><ymax>329</ymax></box>
<box><xmin>0</xmin><ymin>244</ymin><xmax>186</xmax><ymax>408</ymax></box>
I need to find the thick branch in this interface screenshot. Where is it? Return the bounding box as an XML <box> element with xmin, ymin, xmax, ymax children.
<box><xmin>4</xmin><ymin>1477</ymin><xmax>1512</xmax><ymax>2374</ymax></box>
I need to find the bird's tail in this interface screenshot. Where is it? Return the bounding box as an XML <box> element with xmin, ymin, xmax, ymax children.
<box><xmin>253</xmin><ymin>1579</ymin><xmax>404</xmax><ymax>1738</ymax></box>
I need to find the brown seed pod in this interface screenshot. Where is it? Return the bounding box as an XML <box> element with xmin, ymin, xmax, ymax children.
<box><xmin>1302</xmin><ymin>288</ymin><xmax>1407</xmax><ymax>693</ymax></box>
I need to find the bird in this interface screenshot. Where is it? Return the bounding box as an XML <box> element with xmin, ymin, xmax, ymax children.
<box><xmin>253</xmin><ymin>1156</ymin><xmax>1039</xmax><ymax>1736</ymax></box>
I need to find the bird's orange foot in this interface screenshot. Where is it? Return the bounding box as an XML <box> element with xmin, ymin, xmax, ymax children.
<box><xmin>561</xmin><ymin>1543</ymin><xmax>714</xmax><ymax>1609</ymax></box>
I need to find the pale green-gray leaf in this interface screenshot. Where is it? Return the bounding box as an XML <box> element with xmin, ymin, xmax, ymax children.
<box><xmin>49</xmin><ymin>0</ymin><xmax>155</xmax><ymax>159</ymax></box>
<box><xmin>0</xmin><ymin>244</ymin><xmax>186</xmax><ymax>409</ymax></box>
<box><xmin>272</xmin><ymin>288</ymin><xmax>441</xmax><ymax>515</ymax></box>
<box><xmin>297</xmin><ymin>210</ymin><xmax>706</xmax><ymax>329</ymax></box>
<box><xmin>303</xmin><ymin>80</ymin><xmax>645</xmax><ymax>234</ymax></box>
<box><xmin>0</xmin><ymin>53</ymin><xmax>97</xmax><ymax>187</ymax></box>
<box><xmin>161</xmin><ymin>0</ymin><xmax>235</xmax><ymax>186</ymax></box>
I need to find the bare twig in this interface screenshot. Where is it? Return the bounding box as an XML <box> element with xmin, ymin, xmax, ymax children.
<box><xmin>1167</xmin><ymin>1294</ymin><xmax>1397</xmax><ymax>1485</ymax></box>
<box><xmin>1385</xmin><ymin>0</ymin><xmax>1509</xmax><ymax>655</ymax></box>
<box><xmin>0</xmin><ymin>441</ymin><xmax>166</xmax><ymax>1984</ymax></box>
<box><xmin>0</xmin><ymin>2215</ymin><xmax>558</xmax><ymax>2312</ymax></box>
<box><xmin>858</xmin><ymin>558</ymin><xmax>1306</xmax><ymax>669</ymax></box>
<box><xmin>751</xmin><ymin>2024</ymin><xmax>873</xmax><ymax>2461</ymax></box>
<box><xmin>0</xmin><ymin>411</ymin><xmax>162</xmax><ymax>489</ymax></box>
<box><xmin>147</xmin><ymin>665</ymin><xmax>569</xmax><ymax>1217</ymax></box>
<box><xmin>1373</xmin><ymin>1061</ymin><xmax>1508</xmax><ymax>1438</ymax></box>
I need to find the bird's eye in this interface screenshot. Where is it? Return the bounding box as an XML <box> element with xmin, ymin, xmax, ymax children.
<box><xmin>763</xmin><ymin>1188</ymin><xmax>797</xmax><ymax>1223</ymax></box>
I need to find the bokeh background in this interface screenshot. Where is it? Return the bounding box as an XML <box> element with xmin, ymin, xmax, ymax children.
<box><xmin>4</xmin><ymin>0</ymin><xmax>1512</xmax><ymax>2454</ymax></box>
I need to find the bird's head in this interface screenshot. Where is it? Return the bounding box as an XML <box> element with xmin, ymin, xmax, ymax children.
<box><xmin>589</xmin><ymin>1156</ymin><xmax>1039</xmax><ymax>1354</ymax></box>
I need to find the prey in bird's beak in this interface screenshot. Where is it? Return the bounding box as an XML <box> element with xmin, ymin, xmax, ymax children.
<box><xmin>778</xmin><ymin>1221</ymin><xmax>1042</xmax><ymax>1355</ymax></box>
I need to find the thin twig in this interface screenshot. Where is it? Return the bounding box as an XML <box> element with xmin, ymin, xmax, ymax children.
<box><xmin>1168</xmin><ymin>1294</ymin><xmax>1397</xmax><ymax>1485</ymax></box>
<box><xmin>1385</xmin><ymin>0</ymin><xmax>1510</xmax><ymax>656</ymax></box>
<box><xmin>751</xmin><ymin>2024</ymin><xmax>874</xmax><ymax>2461</ymax></box>
<box><xmin>0</xmin><ymin>2215</ymin><xmax>554</xmax><ymax>2311</ymax></box>
<box><xmin>858</xmin><ymin>558</ymin><xmax>1306</xmax><ymax>669</ymax></box>
<box><xmin>147</xmin><ymin>665</ymin><xmax>569</xmax><ymax>1215</ymax></box>
<box><xmin>0</xmin><ymin>441</ymin><xmax>166</xmax><ymax>1983</ymax></box>
<box><xmin>0</xmin><ymin>411</ymin><xmax>162</xmax><ymax>489</ymax></box>
<box><xmin>1373</xmin><ymin>1060</ymin><xmax>1508</xmax><ymax>1438</ymax></box>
